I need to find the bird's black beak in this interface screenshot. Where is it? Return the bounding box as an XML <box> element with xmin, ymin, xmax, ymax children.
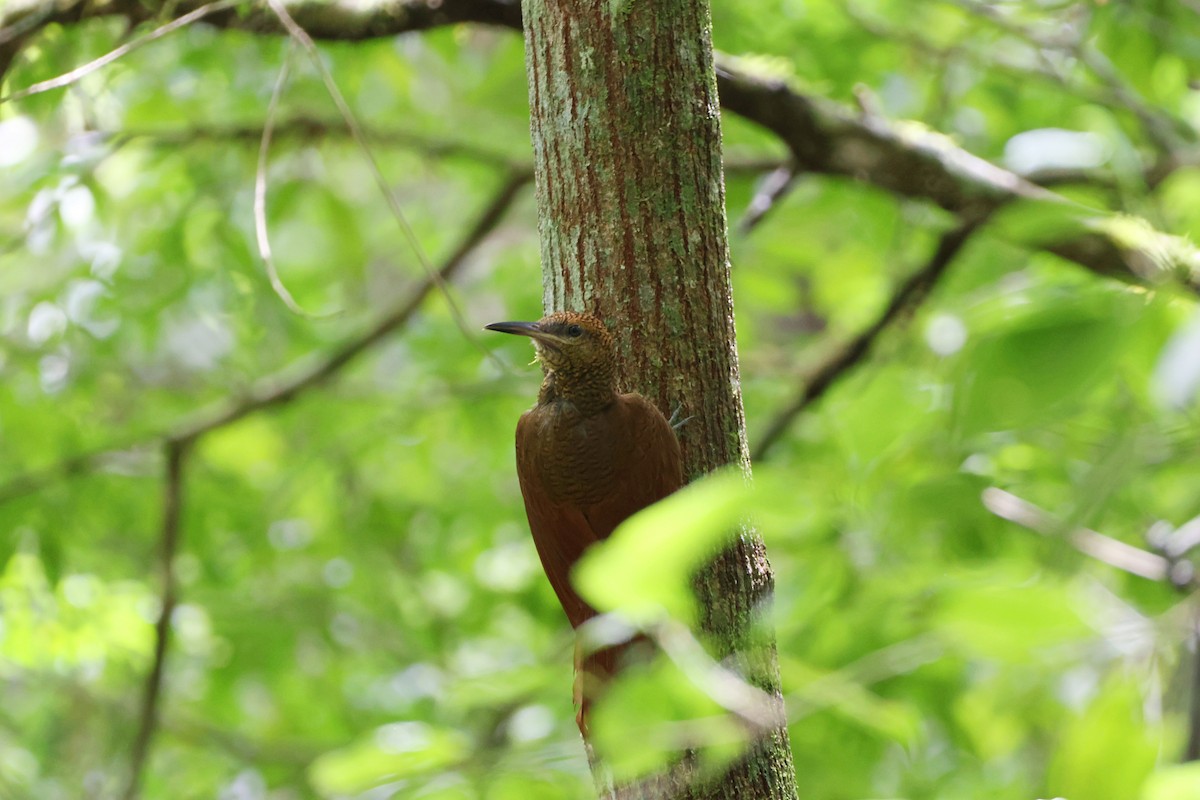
<box><xmin>484</xmin><ymin>321</ymin><xmax>543</xmax><ymax>338</ymax></box>
<box><xmin>484</xmin><ymin>320</ymin><xmax>570</xmax><ymax>348</ymax></box>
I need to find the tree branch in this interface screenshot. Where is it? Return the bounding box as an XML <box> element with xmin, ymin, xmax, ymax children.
<box><xmin>752</xmin><ymin>216</ymin><xmax>987</xmax><ymax>461</ymax></box>
<box><xmin>982</xmin><ymin>482</ymin><xmax>1200</xmax><ymax>761</ymax></box>
<box><xmin>839</xmin><ymin>0</ymin><xmax>1189</xmax><ymax>189</ymax></box>
<box><xmin>737</xmin><ymin>164</ymin><xmax>799</xmax><ymax>235</ymax></box>
<box><xmin>945</xmin><ymin>0</ymin><xmax>1189</xmax><ymax>158</ymax></box>
<box><xmin>123</xmin><ymin>438</ymin><xmax>188</xmax><ymax>800</ymax></box>
<box><xmin>106</xmin><ymin>117</ymin><xmax>519</xmax><ymax>167</ymax></box>
<box><xmin>1</xmin><ymin>0</ymin><xmax>240</xmax><ymax>103</ymax></box>
<box><xmin>5</xmin><ymin>0</ymin><xmax>1195</xmax><ymax>296</ymax></box>
<box><xmin>0</xmin><ymin>169</ymin><xmax>531</xmax><ymax>500</ymax></box>
<box><xmin>980</xmin><ymin>487</ymin><xmax>1181</xmax><ymax>585</ymax></box>
<box><xmin>0</xmin><ymin>0</ymin><xmax>521</xmax><ymax>56</ymax></box>
<box><xmin>712</xmin><ymin>59</ymin><xmax>1200</xmax><ymax>293</ymax></box>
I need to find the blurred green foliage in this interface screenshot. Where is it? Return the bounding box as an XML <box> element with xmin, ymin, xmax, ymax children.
<box><xmin>2</xmin><ymin>1</ymin><xmax>1200</xmax><ymax>798</ymax></box>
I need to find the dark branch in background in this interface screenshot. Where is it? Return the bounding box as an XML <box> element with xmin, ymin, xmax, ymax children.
<box><xmin>712</xmin><ymin>60</ymin><xmax>1200</xmax><ymax>293</ymax></box>
<box><xmin>0</xmin><ymin>446</ymin><xmax>150</xmax><ymax>505</ymax></box>
<box><xmin>840</xmin><ymin>0</ymin><xmax>1193</xmax><ymax>179</ymax></box>
<box><xmin>123</xmin><ymin>439</ymin><xmax>188</xmax><ymax>800</ymax></box>
<box><xmin>0</xmin><ymin>0</ymin><xmax>522</xmax><ymax>60</ymax></box>
<box><xmin>737</xmin><ymin>164</ymin><xmax>799</xmax><ymax>235</ymax></box>
<box><xmin>0</xmin><ymin>170</ymin><xmax>531</xmax><ymax>500</ymax></box>
<box><xmin>1</xmin><ymin>0</ymin><xmax>241</xmax><ymax>103</ymax></box>
<box><xmin>108</xmin><ymin>121</ymin><xmax>781</xmax><ymax>178</ymax></box>
<box><xmin>752</xmin><ymin>215</ymin><xmax>987</xmax><ymax>461</ymax></box>
<box><xmin>108</xmin><ymin>117</ymin><xmax>520</xmax><ymax>168</ymax></box>
<box><xmin>3</xmin><ymin>0</ymin><xmax>1193</xmax><ymax>294</ymax></box>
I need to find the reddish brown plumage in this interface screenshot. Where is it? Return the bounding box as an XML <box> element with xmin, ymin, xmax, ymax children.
<box><xmin>486</xmin><ymin>311</ymin><xmax>683</xmax><ymax>736</ymax></box>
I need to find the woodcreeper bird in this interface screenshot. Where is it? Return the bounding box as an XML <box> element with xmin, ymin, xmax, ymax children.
<box><xmin>485</xmin><ymin>310</ymin><xmax>683</xmax><ymax>735</ymax></box>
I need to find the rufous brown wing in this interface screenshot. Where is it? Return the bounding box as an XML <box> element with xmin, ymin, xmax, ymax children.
<box><xmin>515</xmin><ymin>391</ymin><xmax>683</xmax><ymax>628</ymax></box>
<box><xmin>486</xmin><ymin>311</ymin><xmax>683</xmax><ymax>738</ymax></box>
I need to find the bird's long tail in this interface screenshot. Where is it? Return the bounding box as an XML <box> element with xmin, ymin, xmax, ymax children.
<box><xmin>573</xmin><ymin>635</ymin><xmax>652</xmax><ymax>740</ymax></box>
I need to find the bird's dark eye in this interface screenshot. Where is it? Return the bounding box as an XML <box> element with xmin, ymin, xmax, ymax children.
<box><xmin>566</xmin><ymin>324</ymin><xmax>583</xmax><ymax>338</ymax></box>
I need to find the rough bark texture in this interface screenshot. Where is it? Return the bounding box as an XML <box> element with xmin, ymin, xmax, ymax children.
<box><xmin>522</xmin><ymin>1</ymin><xmax>798</xmax><ymax>798</ymax></box>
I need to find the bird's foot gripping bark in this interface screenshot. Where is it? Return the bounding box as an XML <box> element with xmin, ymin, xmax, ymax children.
<box><xmin>668</xmin><ymin>405</ymin><xmax>693</xmax><ymax>432</ymax></box>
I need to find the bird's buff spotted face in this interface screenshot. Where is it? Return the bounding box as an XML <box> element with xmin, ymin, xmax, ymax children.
<box><xmin>484</xmin><ymin>311</ymin><xmax>614</xmax><ymax>376</ymax></box>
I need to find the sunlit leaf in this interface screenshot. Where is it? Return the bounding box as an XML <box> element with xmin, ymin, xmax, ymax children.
<box><xmin>574</xmin><ymin>468</ymin><xmax>751</xmax><ymax>624</ymax></box>
<box><xmin>308</xmin><ymin>723</ymin><xmax>470</xmax><ymax>796</ymax></box>
<box><xmin>1047</xmin><ymin>677</ymin><xmax>1160</xmax><ymax>800</ymax></box>
<box><xmin>589</xmin><ymin>658</ymin><xmax>737</xmax><ymax>782</ymax></box>
<box><xmin>1141</xmin><ymin>763</ymin><xmax>1200</xmax><ymax>800</ymax></box>
<box><xmin>933</xmin><ymin>575</ymin><xmax>1090</xmax><ymax>662</ymax></box>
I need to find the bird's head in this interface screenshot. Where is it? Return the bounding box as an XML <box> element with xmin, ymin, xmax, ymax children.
<box><xmin>485</xmin><ymin>311</ymin><xmax>615</xmax><ymax>378</ymax></box>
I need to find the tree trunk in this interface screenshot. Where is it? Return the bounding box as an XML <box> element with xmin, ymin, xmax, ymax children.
<box><xmin>521</xmin><ymin>1</ymin><xmax>799</xmax><ymax>798</ymax></box>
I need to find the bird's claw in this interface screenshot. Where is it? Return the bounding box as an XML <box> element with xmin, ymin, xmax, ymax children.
<box><xmin>668</xmin><ymin>405</ymin><xmax>694</xmax><ymax>432</ymax></box>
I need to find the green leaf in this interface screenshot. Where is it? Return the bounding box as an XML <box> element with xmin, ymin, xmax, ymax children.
<box><xmin>198</xmin><ymin>416</ymin><xmax>286</xmax><ymax>483</ymax></box>
<box><xmin>1141</xmin><ymin>763</ymin><xmax>1200</xmax><ymax>800</ymax></box>
<box><xmin>933</xmin><ymin>575</ymin><xmax>1090</xmax><ymax>662</ymax></box>
<box><xmin>956</xmin><ymin>295</ymin><xmax>1126</xmax><ymax>433</ymax></box>
<box><xmin>308</xmin><ymin>723</ymin><xmax>470</xmax><ymax>796</ymax></box>
<box><xmin>1047</xmin><ymin>677</ymin><xmax>1160</xmax><ymax>800</ymax></box>
<box><xmin>589</xmin><ymin>658</ymin><xmax>736</xmax><ymax>782</ymax></box>
<box><xmin>789</xmin><ymin>661</ymin><xmax>921</xmax><ymax>743</ymax></box>
<box><xmin>989</xmin><ymin>197</ymin><xmax>1093</xmax><ymax>248</ymax></box>
<box><xmin>573</xmin><ymin>468</ymin><xmax>751</xmax><ymax>624</ymax></box>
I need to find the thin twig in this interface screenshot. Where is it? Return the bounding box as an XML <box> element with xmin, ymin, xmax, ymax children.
<box><xmin>0</xmin><ymin>170</ymin><xmax>531</xmax><ymax>501</ymax></box>
<box><xmin>107</xmin><ymin>118</ymin><xmax>519</xmax><ymax>167</ymax></box>
<box><xmin>752</xmin><ymin>216</ymin><xmax>987</xmax><ymax>461</ymax></box>
<box><xmin>980</xmin><ymin>487</ymin><xmax>1176</xmax><ymax>584</ymax></box>
<box><xmin>254</xmin><ymin>45</ymin><xmax>335</xmax><ymax>317</ymax></box>
<box><xmin>5</xmin><ymin>0</ymin><xmax>1195</xmax><ymax>293</ymax></box>
<box><xmin>0</xmin><ymin>0</ymin><xmax>57</xmax><ymax>46</ymax></box>
<box><xmin>784</xmin><ymin>636</ymin><xmax>942</xmax><ymax>724</ymax></box>
<box><xmin>172</xmin><ymin>168</ymin><xmax>530</xmax><ymax>443</ymax></box>
<box><xmin>984</xmin><ymin>486</ymin><xmax>1200</xmax><ymax>761</ymax></box>
<box><xmin>651</xmin><ymin>621</ymin><xmax>785</xmax><ymax>733</ymax></box>
<box><xmin>0</xmin><ymin>445</ymin><xmax>153</xmax><ymax>505</ymax></box>
<box><xmin>840</xmin><ymin>3</ymin><xmax>1114</xmax><ymax>128</ymax></box>
<box><xmin>737</xmin><ymin>164</ymin><xmax>799</xmax><ymax>235</ymax></box>
<box><xmin>122</xmin><ymin>439</ymin><xmax>188</xmax><ymax>800</ymax></box>
<box><xmin>0</xmin><ymin>0</ymin><xmax>243</xmax><ymax>104</ymax></box>
<box><xmin>263</xmin><ymin>0</ymin><xmax>490</xmax><ymax>360</ymax></box>
<box><xmin>944</xmin><ymin>0</ymin><xmax>1188</xmax><ymax>156</ymax></box>
<box><xmin>649</xmin><ymin>633</ymin><xmax>941</xmax><ymax>750</ymax></box>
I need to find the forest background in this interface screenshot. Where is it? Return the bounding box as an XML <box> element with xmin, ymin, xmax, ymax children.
<box><xmin>2</xmin><ymin>1</ymin><xmax>1200</xmax><ymax>798</ymax></box>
